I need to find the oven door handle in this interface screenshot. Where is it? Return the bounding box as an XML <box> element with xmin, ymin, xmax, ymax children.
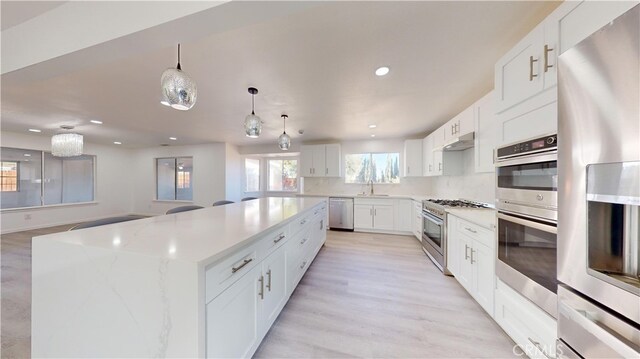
<box><xmin>422</xmin><ymin>211</ymin><xmax>444</xmax><ymax>225</ymax></box>
<box><xmin>498</xmin><ymin>212</ymin><xmax>557</xmax><ymax>234</ymax></box>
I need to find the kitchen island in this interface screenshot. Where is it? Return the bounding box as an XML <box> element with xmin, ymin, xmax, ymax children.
<box><xmin>31</xmin><ymin>197</ymin><xmax>328</xmax><ymax>358</ymax></box>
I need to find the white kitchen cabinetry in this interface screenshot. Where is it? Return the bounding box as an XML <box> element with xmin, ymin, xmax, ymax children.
<box><xmin>396</xmin><ymin>199</ymin><xmax>413</xmax><ymax>233</ymax></box>
<box><xmin>422</xmin><ymin>131</ymin><xmax>463</xmax><ymax>177</ymax></box>
<box><xmin>495</xmin><ymin>279</ymin><xmax>557</xmax><ymax>359</ymax></box>
<box><xmin>300</xmin><ymin>144</ymin><xmax>341</xmax><ymax>177</ymax></box>
<box><xmin>412</xmin><ymin>200</ymin><xmax>422</xmax><ymax>241</ymax></box>
<box><xmin>422</xmin><ymin>136</ymin><xmax>434</xmax><ymax>176</ymax></box>
<box><xmin>403</xmin><ymin>139</ymin><xmax>423</xmax><ymax>177</ymax></box>
<box><xmin>473</xmin><ymin>91</ymin><xmax>497</xmax><ymax>173</ymax></box>
<box><xmin>354</xmin><ymin>204</ymin><xmax>374</xmax><ymax>229</ymax></box>
<box><xmin>444</xmin><ymin>106</ymin><xmax>474</xmax><ymax>145</ymax></box>
<box><xmin>354</xmin><ymin>203</ymin><xmax>394</xmax><ymax>231</ymax></box>
<box><xmin>206</xmin><ymin>202</ymin><xmax>327</xmax><ymax>359</ymax></box>
<box><xmin>447</xmin><ymin>214</ymin><xmax>495</xmax><ymax>317</ymax></box>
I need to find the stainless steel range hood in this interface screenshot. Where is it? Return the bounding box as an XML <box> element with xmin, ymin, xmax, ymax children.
<box><xmin>443</xmin><ymin>132</ymin><xmax>474</xmax><ymax>151</ymax></box>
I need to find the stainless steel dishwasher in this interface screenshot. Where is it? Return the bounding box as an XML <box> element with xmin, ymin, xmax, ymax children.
<box><xmin>329</xmin><ymin>197</ymin><xmax>354</xmax><ymax>231</ymax></box>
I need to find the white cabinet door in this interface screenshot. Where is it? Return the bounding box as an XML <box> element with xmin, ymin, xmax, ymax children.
<box><xmin>457</xmin><ymin>106</ymin><xmax>475</xmax><ymax>137</ymax></box>
<box><xmin>312</xmin><ymin>145</ymin><xmax>325</xmax><ymax>177</ymax></box>
<box><xmin>373</xmin><ymin>205</ymin><xmax>394</xmax><ymax>231</ymax></box>
<box><xmin>432</xmin><ymin>150</ymin><xmax>443</xmax><ymax>176</ymax></box>
<box><xmin>261</xmin><ymin>247</ymin><xmax>287</xmax><ymax>330</ymax></box>
<box><xmin>494</xmin><ymin>24</ymin><xmax>545</xmax><ymax>113</ymax></box>
<box><xmin>403</xmin><ymin>139</ymin><xmax>423</xmax><ymax>177</ymax></box>
<box><xmin>324</xmin><ymin>144</ymin><xmax>341</xmax><ymax>177</ymax></box>
<box><xmin>396</xmin><ymin>199</ymin><xmax>412</xmax><ymax>232</ymax></box>
<box><xmin>474</xmin><ymin>91</ymin><xmax>497</xmax><ymax>173</ymax></box>
<box><xmin>446</xmin><ymin>216</ymin><xmax>459</xmax><ymax>277</ymax></box>
<box><xmin>354</xmin><ymin>204</ymin><xmax>373</xmax><ymax>229</ymax></box>
<box><xmin>432</xmin><ymin>126</ymin><xmax>445</xmax><ymax>149</ymax></box>
<box><xmin>412</xmin><ymin>201</ymin><xmax>422</xmax><ymax>240</ymax></box>
<box><xmin>422</xmin><ymin>135</ymin><xmax>433</xmax><ymax>176</ymax></box>
<box><xmin>206</xmin><ymin>265</ymin><xmax>261</xmax><ymax>359</ymax></box>
<box><xmin>300</xmin><ymin>145</ymin><xmax>314</xmax><ymax>177</ymax></box>
<box><xmin>457</xmin><ymin>235</ymin><xmax>474</xmax><ymax>293</ymax></box>
<box><xmin>472</xmin><ymin>241</ymin><xmax>494</xmax><ymax>317</ymax></box>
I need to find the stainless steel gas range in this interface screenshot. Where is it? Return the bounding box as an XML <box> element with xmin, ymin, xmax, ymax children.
<box><xmin>421</xmin><ymin>199</ymin><xmax>489</xmax><ymax>274</ymax></box>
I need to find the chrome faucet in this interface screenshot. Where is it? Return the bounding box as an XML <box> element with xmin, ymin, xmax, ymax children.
<box><xmin>368</xmin><ymin>180</ymin><xmax>374</xmax><ymax>195</ymax></box>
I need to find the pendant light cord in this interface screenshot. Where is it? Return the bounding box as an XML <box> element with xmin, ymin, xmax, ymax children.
<box><xmin>251</xmin><ymin>93</ymin><xmax>255</xmax><ymax>115</ymax></box>
<box><xmin>176</xmin><ymin>43</ymin><xmax>182</xmax><ymax>70</ymax></box>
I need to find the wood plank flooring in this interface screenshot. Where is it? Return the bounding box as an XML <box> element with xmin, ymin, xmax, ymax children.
<box><xmin>1</xmin><ymin>226</ymin><xmax>515</xmax><ymax>358</ymax></box>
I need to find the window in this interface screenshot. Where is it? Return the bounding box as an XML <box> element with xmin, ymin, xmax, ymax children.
<box><xmin>244</xmin><ymin>159</ymin><xmax>260</xmax><ymax>192</ymax></box>
<box><xmin>345</xmin><ymin>152</ymin><xmax>400</xmax><ymax>184</ymax></box>
<box><xmin>156</xmin><ymin>157</ymin><xmax>193</xmax><ymax>201</ymax></box>
<box><xmin>0</xmin><ymin>147</ymin><xmax>95</xmax><ymax>210</ymax></box>
<box><xmin>1</xmin><ymin>161</ymin><xmax>18</xmax><ymax>192</ymax></box>
<box><xmin>268</xmin><ymin>159</ymin><xmax>298</xmax><ymax>192</ymax></box>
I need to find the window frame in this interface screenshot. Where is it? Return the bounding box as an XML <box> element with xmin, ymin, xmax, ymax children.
<box><xmin>1</xmin><ymin>160</ymin><xmax>20</xmax><ymax>192</ymax></box>
<box><xmin>344</xmin><ymin>152</ymin><xmax>401</xmax><ymax>185</ymax></box>
<box><xmin>155</xmin><ymin>156</ymin><xmax>194</xmax><ymax>202</ymax></box>
<box><xmin>0</xmin><ymin>147</ymin><xmax>97</xmax><ymax>211</ymax></box>
<box><xmin>266</xmin><ymin>158</ymin><xmax>299</xmax><ymax>193</ymax></box>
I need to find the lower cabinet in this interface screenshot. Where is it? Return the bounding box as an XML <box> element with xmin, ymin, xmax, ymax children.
<box><xmin>412</xmin><ymin>200</ymin><xmax>422</xmax><ymax>241</ymax></box>
<box><xmin>353</xmin><ymin>203</ymin><xmax>394</xmax><ymax>231</ymax></box>
<box><xmin>447</xmin><ymin>214</ymin><xmax>495</xmax><ymax>317</ymax></box>
<box><xmin>205</xmin><ymin>203</ymin><xmax>327</xmax><ymax>358</ymax></box>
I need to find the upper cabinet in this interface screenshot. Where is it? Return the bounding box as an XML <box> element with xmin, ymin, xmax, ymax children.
<box><xmin>300</xmin><ymin>144</ymin><xmax>341</xmax><ymax>177</ymax></box>
<box><xmin>444</xmin><ymin>106</ymin><xmax>474</xmax><ymax>145</ymax></box>
<box><xmin>403</xmin><ymin>139</ymin><xmax>423</xmax><ymax>177</ymax></box>
<box><xmin>474</xmin><ymin>91</ymin><xmax>497</xmax><ymax>173</ymax></box>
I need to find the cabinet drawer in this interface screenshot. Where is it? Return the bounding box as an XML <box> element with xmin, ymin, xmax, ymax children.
<box><xmin>495</xmin><ymin>280</ymin><xmax>557</xmax><ymax>359</ymax></box>
<box><xmin>457</xmin><ymin>218</ymin><xmax>493</xmax><ymax>248</ymax></box>
<box><xmin>289</xmin><ymin>211</ymin><xmax>313</xmax><ymax>236</ymax></box>
<box><xmin>205</xmin><ymin>242</ymin><xmax>260</xmax><ymax>303</ymax></box>
<box><xmin>258</xmin><ymin>225</ymin><xmax>289</xmax><ymax>259</ymax></box>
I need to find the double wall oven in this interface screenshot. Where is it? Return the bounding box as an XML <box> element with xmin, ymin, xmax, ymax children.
<box><xmin>557</xmin><ymin>6</ymin><xmax>639</xmax><ymax>358</ymax></box>
<box><xmin>495</xmin><ymin>134</ymin><xmax>559</xmax><ymax>318</ymax></box>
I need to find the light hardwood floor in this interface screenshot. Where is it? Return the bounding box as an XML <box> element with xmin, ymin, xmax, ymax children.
<box><xmin>1</xmin><ymin>226</ymin><xmax>515</xmax><ymax>358</ymax></box>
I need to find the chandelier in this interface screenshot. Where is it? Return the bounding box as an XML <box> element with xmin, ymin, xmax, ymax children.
<box><xmin>51</xmin><ymin>125</ymin><xmax>83</xmax><ymax>157</ymax></box>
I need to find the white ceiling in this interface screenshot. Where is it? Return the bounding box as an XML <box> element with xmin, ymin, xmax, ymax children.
<box><xmin>1</xmin><ymin>1</ymin><xmax>560</xmax><ymax>148</ymax></box>
<box><xmin>1</xmin><ymin>1</ymin><xmax>66</xmax><ymax>30</ymax></box>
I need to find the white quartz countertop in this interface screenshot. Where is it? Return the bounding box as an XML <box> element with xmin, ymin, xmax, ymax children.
<box><xmin>297</xmin><ymin>193</ymin><xmax>432</xmax><ymax>201</ymax></box>
<box><xmin>33</xmin><ymin>197</ymin><xmax>326</xmax><ymax>266</ymax></box>
<box><xmin>446</xmin><ymin>208</ymin><xmax>496</xmax><ymax>230</ymax></box>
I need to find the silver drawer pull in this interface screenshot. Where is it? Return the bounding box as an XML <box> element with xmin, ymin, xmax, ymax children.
<box><xmin>231</xmin><ymin>258</ymin><xmax>253</xmax><ymax>273</ymax></box>
<box><xmin>300</xmin><ymin>237</ymin><xmax>308</xmax><ymax>245</ymax></box>
<box><xmin>300</xmin><ymin>219</ymin><xmax>307</xmax><ymax>225</ymax></box>
<box><xmin>300</xmin><ymin>260</ymin><xmax>307</xmax><ymax>269</ymax></box>
<box><xmin>273</xmin><ymin>234</ymin><xmax>285</xmax><ymax>243</ymax></box>
<box><xmin>465</xmin><ymin>227</ymin><xmax>477</xmax><ymax>234</ymax></box>
<box><xmin>527</xmin><ymin>337</ymin><xmax>555</xmax><ymax>359</ymax></box>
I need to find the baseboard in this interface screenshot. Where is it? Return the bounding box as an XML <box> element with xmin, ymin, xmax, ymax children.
<box><xmin>353</xmin><ymin>228</ymin><xmax>414</xmax><ymax>236</ymax></box>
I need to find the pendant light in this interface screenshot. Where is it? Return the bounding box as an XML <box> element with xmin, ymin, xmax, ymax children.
<box><xmin>161</xmin><ymin>44</ymin><xmax>197</xmax><ymax>111</ymax></box>
<box><xmin>244</xmin><ymin>87</ymin><xmax>262</xmax><ymax>138</ymax></box>
<box><xmin>51</xmin><ymin>125</ymin><xmax>83</xmax><ymax>157</ymax></box>
<box><xmin>278</xmin><ymin>114</ymin><xmax>291</xmax><ymax>150</ymax></box>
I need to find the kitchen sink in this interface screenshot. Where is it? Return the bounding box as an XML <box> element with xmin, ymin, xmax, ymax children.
<box><xmin>356</xmin><ymin>194</ymin><xmax>389</xmax><ymax>197</ymax></box>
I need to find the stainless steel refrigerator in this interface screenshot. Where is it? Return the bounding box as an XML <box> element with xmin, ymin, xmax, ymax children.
<box><xmin>557</xmin><ymin>4</ymin><xmax>639</xmax><ymax>358</ymax></box>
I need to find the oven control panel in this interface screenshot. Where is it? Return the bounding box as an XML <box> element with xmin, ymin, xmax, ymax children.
<box><xmin>497</xmin><ymin>134</ymin><xmax>557</xmax><ymax>159</ymax></box>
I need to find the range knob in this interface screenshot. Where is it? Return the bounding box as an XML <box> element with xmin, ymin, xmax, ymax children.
<box><xmin>546</xmin><ymin>136</ymin><xmax>556</xmax><ymax>145</ymax></box>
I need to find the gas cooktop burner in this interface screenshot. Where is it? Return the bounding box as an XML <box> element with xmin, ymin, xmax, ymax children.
<box><xmin>426</xmin><ymin>199</ymin><xmax>489</xmax><ymax>209</ymax></box>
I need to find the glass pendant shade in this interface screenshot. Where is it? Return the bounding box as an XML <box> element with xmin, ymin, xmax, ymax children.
<box><xmin>278</xmin><ymin>132</ymin><xmax>291</xmax><ymax>150</ymax></box>
<box><xmin>51</xmin><ymin>133</ymin><xmax>83</xmax><ymax>157</ymax></box>
<box><xmin>244</xmin><ymin>112</ymin><xmax>262</xmax><ymax>138</ymax></box>
<box><xmin>160</xmin><ymin>44</ymin><xmax>197</xmax><ymax>111</ymax></box>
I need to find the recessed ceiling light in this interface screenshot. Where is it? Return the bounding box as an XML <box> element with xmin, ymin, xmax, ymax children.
<box><xmin>24</xmin><ymin>154</ymin><xmax>31</xmax><ymax>157</ymax></box>
<box><xmin>90</xmin><ymin>120</ymin><xmax>103</xmax><ymax>124</ymax></box>
<box><xmin>169</xmin><ymin>137</ymin><xmax>177</xmax><ymax>141</ymax></box>
<box><xmin>371</xmin><ymin>134</ymin><xmax>376</xmax><ymax>138</ymax></box>
<box><xmin>375</xmin><ymin>66</ymin><xmax>390</xmax><ymax>76</ymax></box>
<box><xmin>113</xmin><ymin>141</ymin><xmax>122</xmax><ymax>145</ymax></box>
<box><xmin>28</xmin><ymin>129</ymin><xmax>41</xmax><ymax>133</ymax></box>
<box><xmin>368</xmin><ymin>124</ymin><xmax>377</xmax><ymax>129</ymax></box>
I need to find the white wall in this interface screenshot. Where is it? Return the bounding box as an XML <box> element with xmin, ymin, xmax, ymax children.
<box><xmin>429</xmin><ymin>147</ymin><xmax>495</xmax><ymax>204</ymax></box>
<box><xmin>0</xmin><ymin>132</ymin><xmax>133</xmax><ymax>233</ymax></box>
<box><xmin>130</xmin><ymin>143</ymin><xmax>227</xmax><ymax>215</ymax></box>
<box><xmin>225</xmin><ymin>143</ymin><xmax>243</xmax><ymax>202</ymax></box>
<box><xmin>300</xmin><ymin>139</ymin><xmax>433</xmax><ymax>196</ymax></box>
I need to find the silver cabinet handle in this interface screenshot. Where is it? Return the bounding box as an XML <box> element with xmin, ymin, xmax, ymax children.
<box><xmin>258</xmin><ymin>275</ymin><xmax>264</xmax><ymax>300</ymax></box>
<box><xmin>407</xmin><ymin>166</ymin><xmax>410</xmax><ymax>174</ymax></box>
<box><xmin>374</xmin><ymin>208</ymin><xmax>377</xmax><ymax>216</ymax></box>
<box><xmin>438</xmin><ymin>162</ymin><xmax>442</xmax><ymax>171</ymax></box>
<box><xmin>451</xmin><ymin>124</ymin><xmax>454</xmax><ymax>135</ymax></box>
<box><xmin>266</xmin><ymin>269</ymin><xmax>272</xmax><ymax>291</ymax></box>
<box><xmin>325</xmin><ymin>168</ymin><xmax>328</xmax><ymax>175</ymax></box>
<box><xmin>232</xmin><ymin>258</ymin><xmax>253</xmax><ymax>273</ymax></box>
<box><xmin>429</xmin><ymin>164</ymin><xmax>432</xmax><ymax>172</ymax></box>
<box><xmin>273</xmin><ymin>233</ymin><xmax>285</xmax><ymax>243</ymax></box>
<box><xmin>465</xmin><ymin>227</ymin><xmax>477</xmax><ymax>234</ymax></box>
<box><xmin>300</xmin><ymin>260</ymin><xmax>307</xmax><ymax>269</ymax></box>
<box><xmin>543</xmin><ymin>44</ymin><xmax>554</xmax><ymax>73</ymax></box>
<box><xmin>455</xmin><ymin>123</ymin><xmax>459</xmax><ymax>134</ymax></box>
<box><xmin>470</xmin><ymin>248</ymin><xmax>475</xmax><ymax>264</ymax></box>
<box><xmin>300</xmin><ymin>237</ymin><xmax>308</xmax><ymax>245</ymax></box>
<box><xmin>370</xmin><ymin>208</ymin><xmax>373</xmax><ymax>216</ymax></box>
<box><xmin>528</xmin><ymin>337</ymin><xmax>555</xmax><ymax>359</ymax></box>
<box><xmin>529</xmin><ymin>55</ymin><xmax>538</xmax><ymax>81</ymax></box>
<box><xmin>300</xmin><ymin>219</ymin><xmax>307</xmax><ymax>225</ymax></box>
<box><xmin>320</xmin><ymin>220</ymin><xmax>324</xmax><ymax>230</ymax></box>
<box><xmin>464</xmin><ymin>245</ymin><xmax>470</xmax><ymax>260</ymax></box>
